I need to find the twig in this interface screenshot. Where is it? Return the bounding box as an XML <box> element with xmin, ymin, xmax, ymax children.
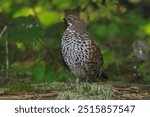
<box><xmin>0</xmin><ymin>65</ymin><xmax>4</xmax><ymax>76</ymax></box>
<box><xmin>0</xmin><ymin>26</ymin><xmax>9</xmax><ymax>79</ymax></box>
<box><xmin>0</xmin><ymin>26</ymin><xmax>7</xmax><ymax>79</ymax></box>
<box><xmin>5</xmin><ymin>26</ymin><xmax>9</xmax><ymax>79</ymax></box>
<box><xmin>30</xmin><ymin>6</ymin><xmax>43</xmax><ymax>27</ymax></box>
<box><xmin>0</xmin><ymin>26</ymin><xmax>7</xmax><ymax>39</ymax></box>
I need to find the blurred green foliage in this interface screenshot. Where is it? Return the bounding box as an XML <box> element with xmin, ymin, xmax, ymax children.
<box><xmin>0</xmin><ymin>0</ymin><xmax>150</xmax><ymax>84</ymax></box>
<box><xmin>138</xmin><ymin>61</ymin><xmax>150</xmax><ymax>82</ymax></box>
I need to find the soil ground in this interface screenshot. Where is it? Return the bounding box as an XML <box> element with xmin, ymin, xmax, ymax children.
<box><xmin>0</xmin><ymin>82</ymin><xmax>150</xmax><ymax>100</ymax></box>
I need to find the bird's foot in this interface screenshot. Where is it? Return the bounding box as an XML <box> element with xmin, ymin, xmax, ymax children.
<box><xmin>69</xmin><ymin>78</ymin><xmax>80</xmax><ymax>89</ymax></box>
<box><xmin>86</xmin><ymin>77</ymin><xmax>89</xmax><ymax>83</ymax></box>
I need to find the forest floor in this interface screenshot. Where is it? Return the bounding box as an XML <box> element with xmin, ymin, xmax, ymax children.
<box><xmin>0</xmin><ymin>81</ymin><xmax>150</xmax><ymax>100</ymax></box>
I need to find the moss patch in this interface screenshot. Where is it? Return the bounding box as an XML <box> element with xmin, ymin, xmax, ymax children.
<box><xmin>57</xmin><ymin>83</ymin><xmax>115</xmax><ymax>100</ymax></box>
<box><xmin>1</xmin><ymin>82</ymin><xmax>115</xmax><ymax>99</ymax></box>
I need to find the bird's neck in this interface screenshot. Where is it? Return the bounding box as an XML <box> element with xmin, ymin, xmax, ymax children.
<box><xmin>67</xmin><ymin>22</ymin><xmax>87</xmax><ymax>34</ymax></box>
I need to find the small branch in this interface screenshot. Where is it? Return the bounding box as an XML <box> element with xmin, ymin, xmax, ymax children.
<box><xmin>0</xmin><ymin>65</ymin><xmax>4</xmax><ymax>76</ymax></box>
<box><xmin>0</xmin><ymin>26</ymin><xmax>9</xmax><ymax>79</ymax></box>
<box><xmin>5</xmin><ymin>26</ymin><xmax>9</xmax><ymax>79</ymax></box>
<box><xmin>30</xmin><ymin>6</ymin><xmax>43</xmax><ymax>27</ymax></box>
<box><xmin>0</xmin><ymin>26</ymin><xmax>7</xmax><ymax>39</ymax></box>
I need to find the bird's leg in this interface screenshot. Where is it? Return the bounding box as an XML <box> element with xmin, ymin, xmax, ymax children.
<box><xmin>86</xmin><ymin>76</ymin><xmax>89</xmax><ymax>83</ymax></box>
<box><xmin>75</xmin><ymin>77</ymin><xmax>80</xmax><ymax>86</ymax></box>
<box><xmin>70</xmin><ymin>77</ymin><xmax>80</xmax><ymax>88</ymax></box>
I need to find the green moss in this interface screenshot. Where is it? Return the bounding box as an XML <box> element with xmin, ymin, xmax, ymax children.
<box><xmin>33</xmin><ymin>82</ymin><xmax>70</xmax><ymax>92</ymax></box>
<box><xmin>8</xmin><ymin>82</ymin><xmax>35</xmax><ymax>92</ymax></box>
<box><xmin>3</xmin><ymin>82</ymin><xmax>115</xmax><ymax>100</ymax></box>
<box><xmin>57</xmin><ymin>83</ymin><xmax>115</xmax><ymax>100</ymax></box>
<box><xmin>6</xmin><ymin>82</ymin><xmax>70</xmax><ymax>93</ymax></box>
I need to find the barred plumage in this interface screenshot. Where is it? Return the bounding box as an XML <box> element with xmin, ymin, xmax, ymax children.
<box><xmin>61</xmin><ymin>15</ymin><xmax>105</xmax><ymax>84</ymax></box>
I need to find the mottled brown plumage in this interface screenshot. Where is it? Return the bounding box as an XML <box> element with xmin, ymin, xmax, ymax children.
<box><xmin>61</xmin><ymin>15</ymin><xmax>105</xmax><ymax>84</ymax></box>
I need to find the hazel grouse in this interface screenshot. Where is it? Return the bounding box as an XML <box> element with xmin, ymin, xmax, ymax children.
<box><xmin>61</xmin><ymin>15</ymin><xmax>107</xmax><ymax>85</ymax></box>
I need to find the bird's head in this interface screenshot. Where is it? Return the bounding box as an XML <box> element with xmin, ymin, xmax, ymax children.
<box><xmin>64</xmin><ymin>15</ymin><xmax>86</xmax><ymax>33</ymax></box>
<box><xmin>64</xmin><ymin>15</ymin><xmax>80</xmax><ymax>26</ymax></box>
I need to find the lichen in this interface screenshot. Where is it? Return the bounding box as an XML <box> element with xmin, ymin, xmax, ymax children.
<box><xmin>57</xmin><ymin>83</ymin><xmax>115</xmax><ymax>100</ymax></box>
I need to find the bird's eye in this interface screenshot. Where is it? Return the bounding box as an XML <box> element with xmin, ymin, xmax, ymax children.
<box><xmin>67</xmin><ymin>18</ymin><xmax>70</xmax><ymax>21</ymax></box>
<box><xmin>68</xmin><ymin>17</ymin><xmax>73</xmax><ymax>21</ymax></box>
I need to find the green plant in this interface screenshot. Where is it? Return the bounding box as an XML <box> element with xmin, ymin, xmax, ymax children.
<box><xmin>137</xmin><ymin>61</ymin><xmax>150</xmax><ymax>83</ymax></box>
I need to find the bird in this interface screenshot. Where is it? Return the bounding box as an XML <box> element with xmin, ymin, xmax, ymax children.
<box><xmin>61</xmin><ymin>15</ymin><xmax>107</xmax><ymax>85</ymax></box>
